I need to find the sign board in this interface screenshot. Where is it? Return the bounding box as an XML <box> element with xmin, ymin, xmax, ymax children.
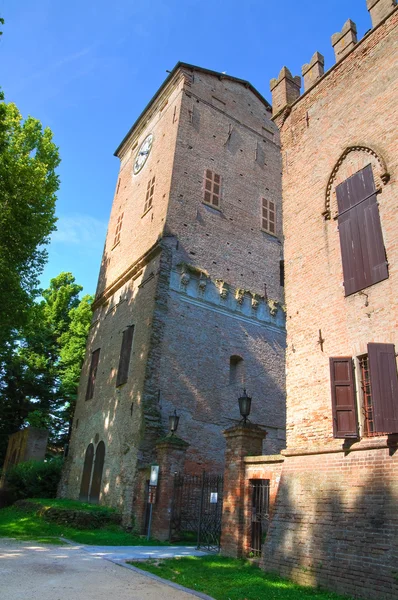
<box><xmin>150</xmin><ymin>465</ymin><xmax>159</xmax><ymax>486</ymax></box>
<box><xmin>148</xmin><ymin>485</ymin><xmax>157</xmax><ymax>504</ymax></box>
<box><xmin>210</xmin><ymin>492</ymin><xmax>218</xmax><ymax>504</ymax></box>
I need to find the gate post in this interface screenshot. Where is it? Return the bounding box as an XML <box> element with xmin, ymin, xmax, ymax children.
<box><xmin>221</xmin><ymin>423</ymin><xmax>266</xmax><ymax>558</ymax></box>
<box><xmin>151</xmin><ymin>435</ymin><xmax>189</xmax><ymax>541</ymax></box>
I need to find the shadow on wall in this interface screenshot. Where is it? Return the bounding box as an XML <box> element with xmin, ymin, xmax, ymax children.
<box><xmin>262</xmin><ymin>454</ymin><xmax>398</xmax><ymax>600</ymax></box>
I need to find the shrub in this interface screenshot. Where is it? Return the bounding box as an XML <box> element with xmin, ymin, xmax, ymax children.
<box><xmin>5</xmin><ymin>458</ymin><xmax>63</xmax><ymax>500</ymax></box>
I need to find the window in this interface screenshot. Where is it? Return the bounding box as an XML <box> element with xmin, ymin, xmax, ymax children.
<box><xmin>116</xmin><ymin>325</ymin><xmax>134</xmax><ymax>387</ymax></box>
<box><xmin>261</xmin><ymin>198</ymin><xmax>276</xmax><ymax>235</ymax></box>
<box><xmin>330</xmin><ymin>343</ymin><xmax>398</xmax><ymax>438</ymax></box>
<box><xmin>204</xmin><ymin>170</ymin><xmax>221</xmax><ymax>208</ymax></box>
<box><xmin>144</xmin><ymin>176</ymin><xmax>155</xmax><ymax>213</ymax></box>
<box><xmin>86</xmin><ymin>348</ymin><xmax>100</xmax><ymax>400</ymax></box>
<box><xmin>335</xmin><ymin>164</ymin><xmax>388</xmax><ymax>296</ymax></box>
<box><xmin>280</xmin><ymin>260</ymin><xmax>285</xmax><ymax>287</ymax></box>
<box><xmin>113</xmin><ymin>212</ymin><xmax>123</xmax><ymax>247</ymax></box>
<box><xmin>229</xmin><ymin>355</ymin><xmax>244</xmax><ymax>385</ymax></box>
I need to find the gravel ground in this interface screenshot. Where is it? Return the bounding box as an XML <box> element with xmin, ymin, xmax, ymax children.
<box><xmin>0</xmin><ymin>539</ymin><xmax>209</xmax><ymax>600</ymax></box>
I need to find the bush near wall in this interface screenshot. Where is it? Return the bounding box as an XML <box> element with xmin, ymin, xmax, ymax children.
<box><xmin>5</xmin><ymin>458</ymin><xmax>63</xmax><ymax>500</ymax></box>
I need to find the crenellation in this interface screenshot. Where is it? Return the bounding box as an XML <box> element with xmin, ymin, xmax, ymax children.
<box><xmin>367</xmin><ymin>0</ymin><xmax>397</xmax><ymax>26</ymax></box>
<box><xmin>270</xmin><ymin>67</ymin><xmax>301</xmax><ymax>117</ymax></box>
<box><xmin>331</xmin><ymin>19</ymin><xmax>358</xmax><ymax>62</ymax></box>
<box><xmin>301</xmin><ymin>52</ymin><xmax>325</xmax><ymax>92</ymax></box>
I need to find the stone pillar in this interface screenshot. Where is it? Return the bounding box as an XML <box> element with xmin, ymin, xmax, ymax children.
<box><xmin>150</xmin><ymin>435</ymin><xmax>189</xmax><ymax>541</ymax></box>
<box><xmin>220</xmin><ymin>423</ymin><xmax>266</xmax><ymax>558</ymax></box>
<box><xmin>270</xmin><ymin>67</ymin><xmax>301</xmax><ymax>118</ymax></box>
<box><xmin>302</xmin><ymin>52</ymin><xmax>325</xmax><ymax>92</ymax></box>
<box><xmin>367</xmin><ymin>0</ymin><xmax>396</xmax><ymax>28</ymax></box>
<box><xmin>331</xmin><ymin>20</ymin><xmax>357</xmax><ymax>62</ymax></box>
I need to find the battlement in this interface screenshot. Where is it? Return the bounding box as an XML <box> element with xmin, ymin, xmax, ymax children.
<box><xmin>270</xmin><ymin>0</ymin><xmax>397</xmax><ymax>118</ymax></box>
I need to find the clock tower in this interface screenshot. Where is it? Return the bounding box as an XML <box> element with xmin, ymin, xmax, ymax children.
<box><xmin>60</xmin><ymin>63</ymin><xmax>286</xmax><ymax>526</ymax></box>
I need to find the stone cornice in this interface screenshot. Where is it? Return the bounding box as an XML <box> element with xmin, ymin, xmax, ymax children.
<box><xmin>92</xmin><ymin>242</ymin><xmax>162</xmax><ymax>311</ymax></box>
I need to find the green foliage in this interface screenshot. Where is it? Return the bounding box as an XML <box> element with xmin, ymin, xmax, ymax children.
<box><xmin>130</xmin><ymin>556</ymin><xmax>356</xmax><ymax>600</ymax></box>
<box><xmin>5</xmin><ymin>458</ymin><xmax>63</xmax><ymax>500</ymax></box>
<box><xmin>0</xmin><ymin>273</ymin><xmax>93</xmax><ymax>462</ymax></box>
<box><xmin>0</xmin><ymin>498</ymin><xmax>166</xmax><ymax>546</ymax></box>
<box><xmin>0</xmin><ymin>94</ymin><xmax>60</xmax><ymax>349</ymax></box>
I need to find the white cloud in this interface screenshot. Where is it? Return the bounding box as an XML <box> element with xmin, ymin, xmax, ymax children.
<box><xmin>52</xmin><ymin>214</ymin><xmax>107</xmax><ymax>247</ymax></box>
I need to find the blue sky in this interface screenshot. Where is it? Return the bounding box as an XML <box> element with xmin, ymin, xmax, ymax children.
<box><xmin>0</xmin><ymin>0</ymin><xmax>371</xmax><ymax>296</ymax></box>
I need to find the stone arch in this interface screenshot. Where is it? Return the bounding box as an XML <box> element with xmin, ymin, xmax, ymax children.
<box><xmin>323</xmin><ymin>146</ymin><xmax>390</xmax><ymax>220</ymax></box>
<box><xmin>90</xmin><ymin>441</ymin><xmax>106</xmax><ymax>504</ymax></box>
<box><xmin>79</xmin><ymin>443</ymin><xmax>94</xmax><ymax>502</ymax></box>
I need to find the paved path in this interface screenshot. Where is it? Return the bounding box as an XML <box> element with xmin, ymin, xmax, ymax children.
<box><xmin>0</xmin><ymin>539</ymin><xmax>213</xmax><ymax>600</ymax></box>
<box><xmin>82</xmin><ymin>544</ymin><xmax>209</xmax><ymax>561</ymax></box>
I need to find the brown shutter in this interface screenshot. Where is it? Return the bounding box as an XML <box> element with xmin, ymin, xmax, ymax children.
<box><xmin>86</xmin><ymin>348</ymin><xmax>100</xmax><ymax>400</ymax></box>
<box><xmin>116</xmin><ymin>326</ymin><xmax>134</xmax><ymax>387</ymax></box>
<box><xmin>336</xmin><ymin>165</ymin><xmax>388</xmax><ymax>296</ymax></box>
<box><xmin>90</xmin><ymin>441</ymin><xmax>105</xmax><ymax>504</ymax></box>
<box><xmin>330</xmin><ymin>357</ymin><xmax>358</xmax><ymax>438</ymax></box>
<box><xmin>368</xmin><ymin>343</ymin><xmax>398</xmax><ymax>433</ymax></box>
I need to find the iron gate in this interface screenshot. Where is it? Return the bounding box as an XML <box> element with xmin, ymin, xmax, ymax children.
<box><xmin>248</xmin><ymin>479</ymin><xmax>270</xmax><ymax>557</ymax></box>
<box><xmin>169</xmin><ymin>471</ymin><xmax>224</xmax><ymax>552</ymax></box>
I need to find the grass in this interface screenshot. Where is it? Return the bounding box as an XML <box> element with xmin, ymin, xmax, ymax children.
<box><xmin>129</xmin><ymin>555</ymin><xmax>356</xmax><ymax>600</ymax></box>
<box><xmin>0</xmin><ymin>498</ymin><xmax>167</xmax><ymax>546</ymax></box>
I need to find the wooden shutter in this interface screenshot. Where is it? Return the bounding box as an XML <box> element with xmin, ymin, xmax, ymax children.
<box><xmin>330</xmin><ymin>357</ymin><xmax>358</xmax><ymax>438</ymax></box>
<box><xmin>336</xmin><ymin>164</ymin><xmax>388</xmax><ymax>296</ymax></box>
<box><xmin>116</xmin><ymin>325</ymin><xmax>134</xmax><ymax>387</ymax></box>
<box><xmin>79</xmin><ymin>444</ymin><xmax>94</xmax><ymax>502</ymax></box>
<box><xmin>86</xmin><ymin>348</ymin><xmax>100</xmax><ymax>400</ymax></box>
<box><xmin>90</xmin><ymin>441</ymin><xmax>105</xmax><ymax>504</ymax></box>
<box><xmin>368</xmin><ymin>343</ymin><xmax>398</xmax><ymax>433</ymax></box>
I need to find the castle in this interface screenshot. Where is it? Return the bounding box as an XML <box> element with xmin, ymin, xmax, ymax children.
<box><xmin>60</xmin><ymin>0</ymin><xmax>398</xmax><ymax>597</ymax></box>
<box><xmin>60</xmin><ymin>63</ymin><xmax>286</xmax><ymax>523</ymax></box>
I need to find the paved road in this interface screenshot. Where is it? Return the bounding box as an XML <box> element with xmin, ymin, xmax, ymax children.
<box><xmin>83</xmin><ymin>544</ymin><xmax>209</xmax><ymax>561</ymax></box>
<box><xmin>0</xmin><ymin>539</ymin><xmax>212</xmax><ymax>600</ymax></box>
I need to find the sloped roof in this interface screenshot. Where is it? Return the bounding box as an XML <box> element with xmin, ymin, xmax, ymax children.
<box><xmin>114</xmin><ymin>61</ymin><xmax>270</xmax><ymax>156</ymax></box>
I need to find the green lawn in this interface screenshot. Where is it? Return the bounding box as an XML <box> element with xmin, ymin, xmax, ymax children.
<box><xmin>129</xmin><ymin>556</ymin><xmax>356</xmax><ymax>600</ymax></box>
<box><xmin>0</xmin><ymin>498</ymin><xmax>165</xmax><ymax>546</ymax></box>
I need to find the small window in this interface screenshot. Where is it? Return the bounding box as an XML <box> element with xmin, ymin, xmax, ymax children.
<box><xmin>204</xmin><ymin>170</ymin><xmax>221</xmax><ymax>208</ymax></box>
<box><xmin>113</xmin><ymin>212</ymin><xmax>123</xmax><ymax>247</ymax></box>
<box><xmin>116</xmin><ymin>326</ymin><xmax>135</xmax><ymax>387</ymax></box>
<box><xmin>280</xmin><ymin>260</ymin><xmax>285</xmax><ymax>287</ymax></box>
<box><xmin>330</xmin><ymin>343</ymin><xmax>398</xmax><ymax>438</ymax></box>
<box><xmin>229</xmin><ymin>355</ymin><xmax>244</xmax><ymax>385</ymax></box>
<box><xmin>358</xmin><ymin>354</ymin><xmax>376</xmax><ymax>436</ymax></box>
<box><xmin>261</xmin><ymin>198</ymin><xmax>276</xmax><ymax>235</ymax></box>
<box><xmin>144</xmin><ymin>176</ymin><xmax>155</xmax><ymax>213</ymax></box>
<box><xmin>86</xmin><ymin>348</ymin><xmax>100</xmax><ymax>400</ymax></box>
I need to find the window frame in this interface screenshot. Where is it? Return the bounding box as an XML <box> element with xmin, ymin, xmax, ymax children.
<box><xmin>86</xmin><ymin>348</ymin><xmax>100</xmax><ymax>401</ymax></box>
<box><xmin>112</xmin><ymin>212</ymin><xmax>124</xmax><ymax>248</ymax></box>
<box><xmin>203</xmin><ymin>169</ymin><xmax>222</xmax><ymax>210</ymax></box>
<box><xmin>116</xmin><ymin>325</ymin><xmax>135</xmax><ymax>387</ymax></box>
<box><xmin>330</xmin><ymin>343</ymin><xmax>398</xmax><ymax>438</ymax></box>
<box><xmin>261</xmin><ymin>197</ymin><xmax>276</xmax><ymax>236</ymax></box>
<box><xmin>143</xmin><ymin>176</ymin><xmax>155</xmax><ymax>215</ymax></box>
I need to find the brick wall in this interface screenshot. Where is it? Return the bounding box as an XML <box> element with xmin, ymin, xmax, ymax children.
<box><xmin>263</xmin><ymin>6</ymin><xmax>398</xmax><ymax>599</ymax></box>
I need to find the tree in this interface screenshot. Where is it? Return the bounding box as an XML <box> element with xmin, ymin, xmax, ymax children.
<box><xmin>0</xmin><ymin>273</ymin><xmax>93</xmax><ymax>463</ymax></box>
<box><xmin>0</xmin><ymin>95</ymin><xmax>60</xmax><ymax>352</ymax></box>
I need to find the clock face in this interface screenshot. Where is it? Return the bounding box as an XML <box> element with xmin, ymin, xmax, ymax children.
<box><xmin>133</xmin><ymin>133</ymin><xmax>153</xmax><ymax>175</ymax></box>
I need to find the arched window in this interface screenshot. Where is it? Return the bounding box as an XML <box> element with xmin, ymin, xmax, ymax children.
<box><xmin>90</xmin><ymin>441</ymin><xmax>106</xmax><ymax>504</ymax></box>
<box><xmin>79</xmin><ymin>443</ymin><xmax>94</xmax><ymax>502</ymax></box>
<box><xmin>229</xmin><ymin>355</ymin><xmax>245</xmax><ymax>385</ymax></box>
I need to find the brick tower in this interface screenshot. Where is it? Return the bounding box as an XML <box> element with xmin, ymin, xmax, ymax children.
<box><xmin>60</xmin><ymin>63</ymin><xmax>286</xmax><ymax>524</ymax></box>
